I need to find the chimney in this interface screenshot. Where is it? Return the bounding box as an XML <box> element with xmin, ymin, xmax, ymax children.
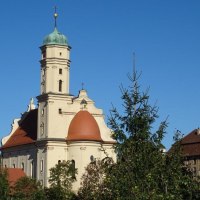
<box><xmin>197</xmin><ymin>128</ymin><xmax>200</xmax><ymax>135</ymax></box>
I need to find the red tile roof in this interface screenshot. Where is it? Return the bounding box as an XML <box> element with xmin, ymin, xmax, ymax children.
<box><xmin>67</xmin><ymin>110</ymin><xmax>102</xmax><ymax>141</ymax></box>
<box><xmin>1</xmin><ymin>109</ymin><xmax>38</xmax><ymax>149</ymax></box>
<box><xmin>181</xmin><ymin>129</ymin><xmax>200</xmax><ymax>144</ymax></box>
<box><xmin>181</xmin><ymin>129</ymin><xmax>200</xmax><ymax>157</ymax></box>
<box><xmin>181</xmin><ymin>143</ymin><xmax>200</xmax><ymax>156</ymax></box>
<box><xmin>6</xmin><ymin>168</ymin><xmax>26</xmax><ymax>186</ymax></box>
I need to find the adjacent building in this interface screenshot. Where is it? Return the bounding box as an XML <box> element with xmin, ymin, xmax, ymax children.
<box><xmin>181</xmin><ymin>128</ymin><xmax>200</xmax><ymax>176</ymax></box>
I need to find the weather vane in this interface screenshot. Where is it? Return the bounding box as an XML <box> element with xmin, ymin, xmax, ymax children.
<box><xmin>54</xmin><ymin>6</ymin><xmax>58</xmax><ymax>28</ymax></box>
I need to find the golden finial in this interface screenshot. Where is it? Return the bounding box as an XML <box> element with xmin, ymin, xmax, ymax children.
<box><xmin>54</xmin><ymin>6</ymin><xmax>58</xmax><ymax>28</ymax></box>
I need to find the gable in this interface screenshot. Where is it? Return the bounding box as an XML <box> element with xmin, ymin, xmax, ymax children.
<box><xmin>180</xmin><ymin>129</ymin><xmax>200</xmax><ymax>157</ymax></box>
<box><xmin>181</xmin><ymin>129</ymin><xmax>200</xmax><ymax>144</ymax></box>
<box><xmin>1</xmin><ymin>109</ymin><xmax>38</xmax><ymax>149</ymax></box>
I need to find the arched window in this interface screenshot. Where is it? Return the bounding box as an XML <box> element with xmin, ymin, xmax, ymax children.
<box><xmin>13</xmin><ymin>163</ymin><xmax>15</xmax><ymax>168</ymax></box>
<box><xmin>58</xmin><ymin>109</ymin><xmax>62</xmax><ymax>114</ymax></box>
<box><xmin>31</xmin><ymin>161</ymin><xmax>34</xmax><ymax>178</ymax></box>
<box><xmin>41</xmin><ymin>109</ymin><xmax>44</xmax><ymax>116</ymax></box>
<box><xmin>40</xmin><ymin>123</ymin><xmax>44</xmax><ymax>135</ymax></box>
<box><xmin>42</xmin><ymin>51</ymin><xmax>46</xmax><ymax>59</ymax></box>
<box><xmin>40</xmin><ymin>160</ymin><xmax>44</xmax><ymax>172</ymax></box>
<box><xmin>71</xmin><ymin>160</ymin><xmax>76</xmax><ymax>179</ymax></box>
<box><xmin>21</xmin><ymin>162</ymin><xmax>24</xmax><ymax>171</ymax></box>
<box><xmin>59</xmin><ymin>80</ymin><xmax>62</xmax><ymax>92</ymax></box>
<box><xmin>90</xmin><ymin>155</ymin><xmax>95</xmax><ymax>163</ymax></box>
<box><xmin>42</xmin><ymin>69</ymin><xmax>45</xmax><ymax>76</ymax></box>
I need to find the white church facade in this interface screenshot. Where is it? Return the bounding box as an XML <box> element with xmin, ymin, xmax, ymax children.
<box><xmin>1</xmin><ymin>12</ymin><xmax>116</xmax><ymax>191</ymax></box>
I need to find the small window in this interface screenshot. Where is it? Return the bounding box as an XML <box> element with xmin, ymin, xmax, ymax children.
<box><xmin>42</xmin><ymin>51</ymin><xmax>46</xmax><ymax>59</ymax></box>
<box><xmin>31</xmin><ymin>161</ymin><xmax>34</xmax><ymax>178</ymax></box>
<box><xmin>40</xmin><ymin>180</ymin><xmax>43</xmax><ymax>186</ymax></box>
<box><xmin>41</xmin><ymin>123</ymin><xmax>44</xmax><ymax>135</ymax></box>
<box><xmin>71</xmin><ymin>160</ymin><xmax>76</xmax><ymax>179</ymax></box>
<box><xmin>193</xmin><ymin>167</ymin><xmax>197</xmax><ymax>174</ymax></box>
<box><xmin>41</xmin><ymin>109</ymin><xmax>44</xmax><ymax>115</ymax></box>
<box><xmin>59</xmin><ymin>80</ymin><xmax>62</xmax><ymax>92</ymax></box>
<box><xmin>59</xmin><ymin>68</ymin><xmax>62</xmax><ymax>74</ymax></box>
<box><xmin>60</xmin><ymin>52</ymin><xmax>62</xmax><ymax>56</ymax></box>
<box><xmin>21</xmin><ymin>162</ymin><xmax>24</xmax><ymax>171</ymax></box>
<box><xmin>58</xmin><ymin>109</ymin><xmax>62</xmax><ymax>114</ymax></box>
<box><xmin>90</xmin><ymin>155</ymin><xmax>96</xmax><ymax>164</ymax></box>
<box><xmin>42</xmin><ymin>69</ymin><xmax>45</xmax><ymax>76</ymax></box>
<box><xmin>58</xmin><ymin>160</ymin><xmax>61</xmax><ymax>164</ymax></box>
<box><xmin>4</xmin><ymin>165</ymin><xmax>7</xmax><ymax>168</ymax></box>
<box><xmin>40</xmin><ymin>160</ymin><xmax>44</xmax><ymax>172</ymax></box>
<box><xmin>13</xmin><ymin>164</ymin><xmax>15</xmax><ymax>168</ymax></box>
<box><xmin>191</xmin><ymin>160</ymin><xmax>195</xmax><ymax>165</ymax></box>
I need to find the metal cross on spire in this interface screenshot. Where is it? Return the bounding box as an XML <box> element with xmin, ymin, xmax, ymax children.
<box><xmin>54</xmin><ymin>6</ymin><xmax>58</xmax><ymax>28</ymax></box>
<box><xmin>81</xmin><ymin>82</ymin><xmax>85</xmax><ymax>90</ymax></box>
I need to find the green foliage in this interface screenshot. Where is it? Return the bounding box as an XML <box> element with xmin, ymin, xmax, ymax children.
<box><xmin>105</xmin><ymin>71</ymin><xmax>200</xmax><ymax>199</ymax></box>
<box><xmin>77</xmin><ymin>71</ymin><xmax>200</xmax><ymax>200</ymax></box>
<box><xmin>47</xmin><ymin>160</ymin><xmax>77</xmax><ymax>200</ymax></box>
<box><xmin>0</xmin><ymin>161</ymin><xmax>78</xmax><ymax>200</ymax></box>
<box><xmin>11</xmin><ymin>176</ymin><xmax>45</xmax><ymax>200</ymax></box>
<box><xmin>0</xmin><ymin>168</ymin><xmax>9</xmax><ymax>200</ymax></box>
<box><xmin>45</xmin><ymin>186</ymin><xmax>67</xmax><ymax>200</ymax></box>
<box><xmin>78</xmin><ymin>159</ymin><xmax>113</xmax><ymax>200</ymax></box>
<box><xmin>45</xmin><ymin>186</ymin><xmax>78</xmax><ymax>200</ymax></box>
<box><xmin>166</xmin><ymin>131</ymin><xmax>200</xmax><ymax>200</ymax></box>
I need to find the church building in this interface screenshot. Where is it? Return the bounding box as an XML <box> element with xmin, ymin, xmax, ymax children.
<box><xmin>0</xmin><ymin>11</ymin><xmax>116</xmax><ymax>191</ymax></box>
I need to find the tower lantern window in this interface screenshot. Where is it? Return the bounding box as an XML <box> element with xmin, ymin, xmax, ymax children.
<box><xmin>59</xmin><ymin>80</ymin><xmax>62</xmax><ymax>92</ymax></box>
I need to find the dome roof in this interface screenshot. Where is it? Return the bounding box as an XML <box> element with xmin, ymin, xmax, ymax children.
<box><xmin>43</xmin><ymin>28</ymin><xmax>68</xmax><ymax>46</ymax></box>
<box><xmin>67</xmin><ymin>110</ymin><xmax>102</xmax><ymax>141</ymax></box>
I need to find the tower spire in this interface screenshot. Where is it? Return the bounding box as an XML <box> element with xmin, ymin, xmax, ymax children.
<box><xmin>54</xmin><ymin>6</ymin><xmax>58</xmax><ymax>28</ymax></box>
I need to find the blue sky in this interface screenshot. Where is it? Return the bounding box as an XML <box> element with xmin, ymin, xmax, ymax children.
<box><xmin>1</xmin><ymin>0</ymin><xmax>200</xmax><ymax>149</ymax></box>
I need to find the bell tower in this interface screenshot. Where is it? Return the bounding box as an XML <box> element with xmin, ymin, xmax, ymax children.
<box><xmin>40</xmin><ymin>11</ymin><xmax>71</xmax><ymax>95</ymax></box>
<box><xmin>37</xmin><ymin>10</ymin><xmax>72</xmax><ymax>140</ymax></box>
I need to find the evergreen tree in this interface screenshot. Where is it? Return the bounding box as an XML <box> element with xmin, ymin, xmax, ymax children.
<box><xmin>78</xmin><ymin>71</ymin><xmax>200</xmax><ymax>200</ymax></box>
<box><xmin>104</xmin><ymin>71</ymin><xmax>200</xmax><ymax>199</ymax></box>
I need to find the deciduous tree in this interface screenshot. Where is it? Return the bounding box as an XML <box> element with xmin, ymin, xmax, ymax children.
<box><xmin>46</xmin><ymin>160</ymin><xmax>77</xmax><ymax>200</ymax></box>
<box><xmin>0</xmin><ymin>168</ymin><xmax>9</xmax><ymax>200</ymax></box>
<box><xmin>11</xmin><ymin>176</ymin><xmax>45</xmax><ymax>200</ymax></box>
<box><xmin>78</xmin><ymin>159</ymin><xmax>112</xmax><ymax>200</ymax></box>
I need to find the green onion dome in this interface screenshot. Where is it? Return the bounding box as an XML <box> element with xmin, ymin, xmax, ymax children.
<box><xmin>43</xmin><ymin>28</ymin><xmax>68</xmax><ymax>46</ymax></box>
